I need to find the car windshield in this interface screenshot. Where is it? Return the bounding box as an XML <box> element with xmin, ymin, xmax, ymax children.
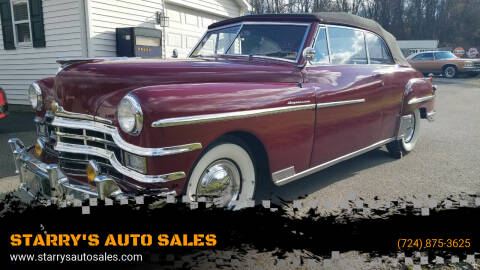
<box><xmin>435</xmin><ymin>52</ymin><xmax>457</xmax><ymax>59</ymax></box>
<box><xmin>190</xmin><ymin>24</ymin><xmax>309</xmax><ymax>61</ymax></box>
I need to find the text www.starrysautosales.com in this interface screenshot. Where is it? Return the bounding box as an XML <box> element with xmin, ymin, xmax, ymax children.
<box><xmin>10</xmin><ymin>252</ymin><xmax>143</xmax><ymax>263</ymax></box>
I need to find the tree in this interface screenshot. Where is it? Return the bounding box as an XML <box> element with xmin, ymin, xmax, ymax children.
<box><xmin>248</xmin><ymin>0</ymin><xmax>480</xmax><ymax>48</ymax></box>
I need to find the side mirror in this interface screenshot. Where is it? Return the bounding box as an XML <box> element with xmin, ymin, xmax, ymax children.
<box><xmin>303</xmin><ymin>47</ymin><xmax>315</xmax><ymax>63</ymax></box>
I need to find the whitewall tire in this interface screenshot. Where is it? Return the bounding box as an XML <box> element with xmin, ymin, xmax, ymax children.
<box><xmin>186</xmin><ymin>141</ymin><xmax>256</xmax><ymax>208</ymax></box>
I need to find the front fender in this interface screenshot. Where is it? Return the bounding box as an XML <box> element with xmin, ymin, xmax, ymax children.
<box><xmin>35</xmin><ymin>77</ymin><xmax>56</xmax><ymax>118</ymax></box>
<box><xmin>122</xmin><ymin>82</ymin><xmax>316</xmax><ymax>187</ymax></box>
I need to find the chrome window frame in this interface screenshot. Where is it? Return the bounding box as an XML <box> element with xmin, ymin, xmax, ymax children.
<box><xmin>308</xmin><ymin>23</ymin><xmax>395</xmax><ymax>67</ymax></box>
<box><xmin>189</xmin><ymin>21</ymin><xmax>312</xmax><ymax>64</ymax></box>
<box><xmin>309</xmin><ymin>26</ymin><xmax>330</xmax><ymax>64</ymax></box>
<box><xmin>364</xmin><ymin>30</ymin><xmax>395</xmax><ymax>65</ymax></box>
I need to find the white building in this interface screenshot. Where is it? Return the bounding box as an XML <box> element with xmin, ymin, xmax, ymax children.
<box><xmin>0</xmin><ymin>0</ymin><xmax>250</xmax><ymax>105</ymax></box>
<box><xmin>397</xmin><ymin>40</ymin><xmax>439</xmax><ymax>57</ymax></box>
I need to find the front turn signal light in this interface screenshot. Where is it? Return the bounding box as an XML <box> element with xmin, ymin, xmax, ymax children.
<box><xmin>86</xmin><ymin>161</ymin><xmax>100</xmax><ymax>182</ymax></box>
<box><xmin>51</xmin><ymin>101</ymin><xmax>58</xmax><ymax>112</ymax></box>
<box><xmin>34</xmin><ymin>138</ymin><xmax>44</xmax><ymax>157</ymax></box>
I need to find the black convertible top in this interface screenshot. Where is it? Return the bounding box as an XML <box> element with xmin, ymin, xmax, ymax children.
<box><xmin>209</xmin><ymin>12</ymin><xmax>408</xmax><ymax>65</ymax></box>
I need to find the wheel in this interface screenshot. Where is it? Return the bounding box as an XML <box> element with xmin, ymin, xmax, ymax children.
<box><xmin>186</xmin><ymin>138</ymin><xmax>256</xmax><ymax>208</ymax></box>
<box><xmin>443</xmin><ymin>66</ymin><xmax>457</xmax><ymax>78</ymax></box>
<box><xmin>387</xmin><ymin>109</ymin><xmax>421</xmax><ymax>158</ymax></box>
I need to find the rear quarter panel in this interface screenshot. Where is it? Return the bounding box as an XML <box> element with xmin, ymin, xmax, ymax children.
<box><xmin>402</xmin><ymin>77</ymin><xmax>436</xmax><ymax>116</ymax></box>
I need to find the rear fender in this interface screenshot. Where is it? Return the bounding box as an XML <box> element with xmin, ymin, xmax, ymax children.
<box><xmin>401</xmin><ymin>77</ymin><xmax>436</xmax><ymax>116</ymax></box>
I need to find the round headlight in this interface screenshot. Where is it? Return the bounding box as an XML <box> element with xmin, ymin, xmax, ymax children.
<box><xmin>117</xmin><ymin>94</ymin><xmax>143</xmax><ymax>135</ymax></box>
<box><xmin>28</xmin><ymin>82</ymin><xmax>42</xmax><ymax>111</ymax></box>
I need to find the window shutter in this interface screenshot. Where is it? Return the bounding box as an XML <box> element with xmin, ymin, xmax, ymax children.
<box><xmin>28</xmin><ymin>0</ymin><xmax>45</xmax><ymax>48</ymax></box>
<box><xmin>0</xmin><ymin>0</ymin><xmax>15</xmax><ymax>50</ymax></box>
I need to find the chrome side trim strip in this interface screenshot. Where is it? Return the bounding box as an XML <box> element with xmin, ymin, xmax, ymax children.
<box><xmin>273</xmin><ymin>138</ymin><xmax>395</xmax><ymax>186</ymax></box>
<box><xmin>55</xmin><ymin>142</ymin><xmax>186</xmax><ymax>183</ymax></box>
<box><xmin>152</xmin><ymin>104</ymin><xmax>316</xmax><ymax>128</ymax></box>
<box><xmin>52</xmin><ymin>117</ymin><xmax>202</xmax><ymax>156</ymax></box>
<box><xmin>316</xmin><ymin>99</ymin><xmax>365</xmax><ymax>108</ymax></box>
<box><xmin>407</xmin><ymin>95</ymin><xmax>435</xmax><ymax>105</ymax></box>
<box><xmin>272</xmin><ymin>166</ymin><xmax>295</xmax><ymax>182</ymax></box>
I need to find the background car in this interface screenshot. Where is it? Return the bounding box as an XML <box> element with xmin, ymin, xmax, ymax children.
<box><xmin>0</xmin><ymin>88</ymin><xmax>7</xmax><ymax>119</ymax></box>
<box><xmin>407</xmin><ymin>51</ymin><xmax>480</xmax><ymax>78</ymax></box>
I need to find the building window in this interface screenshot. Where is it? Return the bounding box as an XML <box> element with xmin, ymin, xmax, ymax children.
<box><xmin>11</xmin><ymin>0</ymin><xmax>32</xmax><ymax>46</ymax></box>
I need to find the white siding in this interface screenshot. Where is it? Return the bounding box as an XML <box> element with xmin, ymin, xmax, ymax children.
<box><xmin>87</xmin><ymin>0</ymin><xmax>163</xmax><ymax>57</ymax></box>
<box><xmin>166</xmin><ymin>0</ymin><xmax>241</xmax><ymax>18</ymax></box>
<box><xmin>0</xmin><ymin>0</ymin><xmax>85</xmax><ymax>105</ymax></box>
<box><xmin>88</xmin><ymin>0</ymin><xmax>241</xmax><ymax>59</ymax></box>
<box><xmin>164</xmin><ymin>3</ymin><xmax>228</xmax><ymax>58</ymax></box>
<box><xmin>0</xmin><ymin>0</ymin><xmax>245</xmax><ymax>104</ymax></box>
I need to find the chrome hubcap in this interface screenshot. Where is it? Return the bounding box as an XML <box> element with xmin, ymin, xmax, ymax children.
<box><xmin>404</xmin><ymin>112</ymin><xmax>416</xmax><ymax>143</ymax></box>
<box><xmin>446</xmin><ymin>67</ymin><xmax>455</xmax><ymax>77</ymax></box>
<box><xmin>197</xmin><ymin>159</ymin><xmax>241</xmax><ymax>206</ymax></box>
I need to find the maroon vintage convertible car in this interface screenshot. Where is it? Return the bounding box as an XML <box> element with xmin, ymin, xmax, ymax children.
<box><xmin>9</xmin><ymin>13</ymin><xmax>436</xmax><ymax>207</ymax></box>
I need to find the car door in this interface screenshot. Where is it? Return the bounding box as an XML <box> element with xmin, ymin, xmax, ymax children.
<box><xmin>304</xmin><ymin>26</ymin><xmax>389</xmax><ymax>167</ymax></box>
<box><xmin>364</xmin><ymin>31</ymin><xmax>404</xmax><ymax>141</ymax></box>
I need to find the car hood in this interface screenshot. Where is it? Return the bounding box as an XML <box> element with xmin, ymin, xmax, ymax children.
<box><xmin>53</xmin><ymin>58</ymin><xmax>302</xmax><ymax>120</ymax></box>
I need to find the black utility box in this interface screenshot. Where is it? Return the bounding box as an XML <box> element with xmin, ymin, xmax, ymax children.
<box><xmin>116</xmin><ymin>27</ymin><xmax>162</xmax><ymax>58</ymax></box>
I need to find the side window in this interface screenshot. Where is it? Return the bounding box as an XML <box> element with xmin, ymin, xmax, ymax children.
<box><xmin>312</xmin><ymin>27</ymin><xmax>329</xmax><ymax>64</ymax></box>
<box><xmin>412</xmin><ymin>53</ymin><xmax>425</xmax><ymax>60</ymax></box>
<box><xmin>328</xmin><ymin>27</ymin><xmax>367</xmax><ymax>65</ymax></box>
<box><xmin>365</xmin><ymin>32</ymin><xmax>394</xmax><ymax>64</ymax></box>
<box><xmin>193</xmin><ymin>26</ymin><xmax>240</xmax><ymax>56</ymax></box>
<box><xmin>413</xmin><ymin>52</ymin><xmax>433</xmax><ymax>60</ymax></box>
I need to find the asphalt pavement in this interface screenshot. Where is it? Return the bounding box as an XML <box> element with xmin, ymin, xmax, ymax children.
<box><xmin>0</xmin><ymin>77</ymin><xmax>479</xmax><ymax>210</ymax></box>
<box><xmin>0</xmin><ymin>111</ymin><xmax>36</xmax><ymax>178</ymax></box>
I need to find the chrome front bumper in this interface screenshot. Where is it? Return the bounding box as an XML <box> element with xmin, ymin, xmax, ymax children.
<box><xmin>462</xmin><ymin>66</ymin><xmax>480</xmax><ymax>72</ymax></box>
<box><xmin>8</xmin><ymin>138</ymin><xmax>122</xmax><ymax>200</ymax></box>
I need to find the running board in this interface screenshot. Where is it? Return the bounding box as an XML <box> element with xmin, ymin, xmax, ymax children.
<box><xmin>273</xmin><ymin>138</ymin><xmax>395</xmax><ymax>186</ymax></box>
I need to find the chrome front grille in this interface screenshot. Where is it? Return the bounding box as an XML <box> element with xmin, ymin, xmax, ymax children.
<box><xmin>55</xmin><ymin>126</ymin><xmax>124</xmax><ymax>180</ymax></box>
<box><xmin>37</xmin><ymin>110</ymin><xmax>193</xmax><ymax>184</ymax></box>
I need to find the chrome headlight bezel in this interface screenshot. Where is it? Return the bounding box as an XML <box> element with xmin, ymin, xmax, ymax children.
<box><xmin>28</xmin><ymin>82</ymin><xmax>42</xmax><ymax>111</ymax></box>
<box><xmin>117</xmin><ymin>94</ymin><xmax>143</xmax><ymax>135</ymax></box>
